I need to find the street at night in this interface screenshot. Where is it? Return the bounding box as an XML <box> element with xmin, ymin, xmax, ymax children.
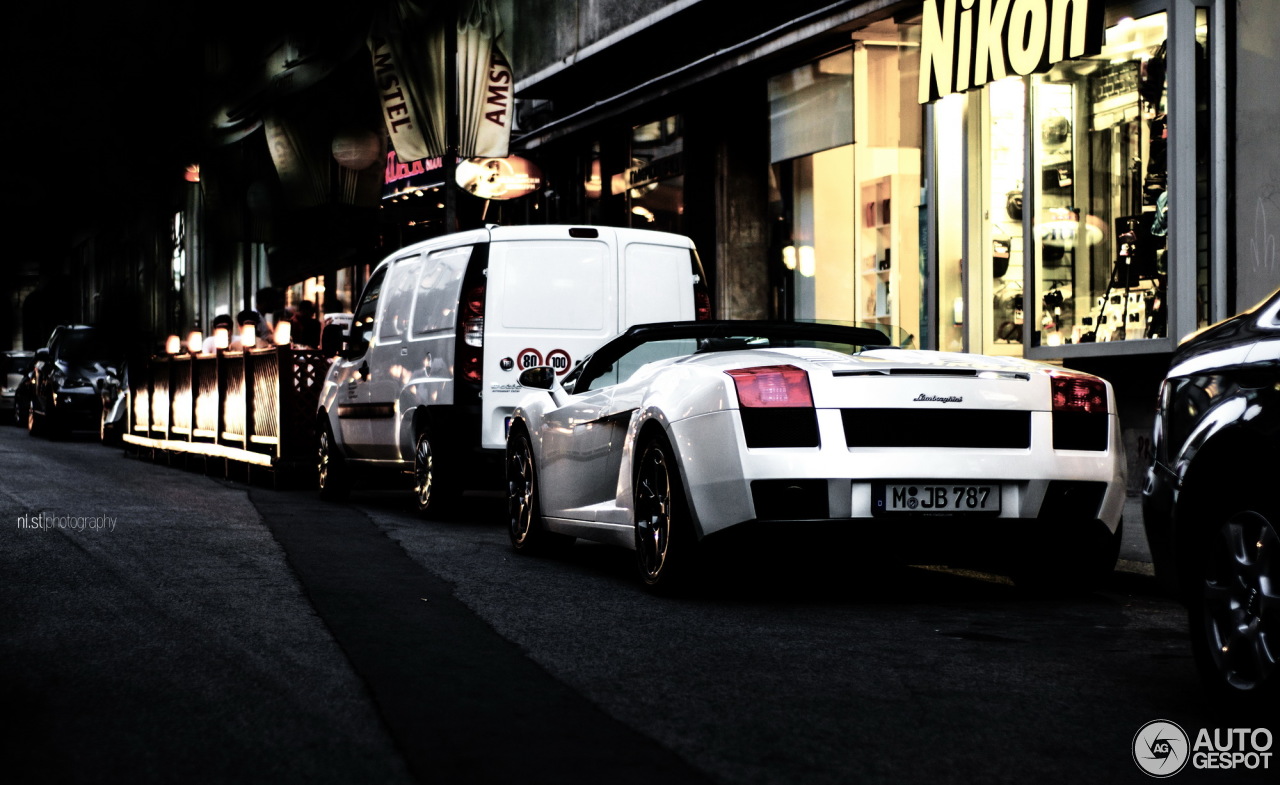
<box><xmin>2</xmin><ymin>425</ymin><xmax>1271</xmax><ymax>784</ymax></box>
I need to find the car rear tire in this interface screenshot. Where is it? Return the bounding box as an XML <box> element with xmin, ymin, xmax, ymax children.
<box><xmin>1191</xmin><ymin>502</ymin><xmax>1279</xmax><ymax>709</ymax></box>
<box><xmin>634</xmin><ymin>434</ymin><xmax>699</xmax><ymax>593</ymax></box>
<box><xmin>413</xmin><ymin>427</ymin><xmax>459</xmax><ymax>518</ymax></box>
<box><xmin>317</xmin><ymin>422</ymin><xmax>350</xmax><ymax>501</ymax></box>
<box><xmin>507</xmin><ymin>427</ymin><xmax>573</xmax><ymax>554</ymax></box>
<box><xmin>27</xmin><ymin>404</ymin><xmax>46</xmax><ymax>438</ymax></box>
<box><xmin>99</xmin><ymin>405</ymin><xmax>121</xmax><ymax>445</ymax></box>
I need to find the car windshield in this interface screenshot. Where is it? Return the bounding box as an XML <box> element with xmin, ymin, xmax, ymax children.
<box><xmin>568</xmin><ymin>321</ymin><xmax>897</xmax><ymax>393</ymax></box>
<box><xmin>52</xmin><ymin>330</ymin><xmax>111</xmax><ymax>365</ymax></box>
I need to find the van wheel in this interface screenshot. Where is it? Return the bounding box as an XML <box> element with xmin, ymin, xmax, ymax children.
<box><xmin>317</xmin><ymin>423</ymin><xmax>350</xmax><ymax>500</ymax></box>
<box><xmin>414</xmin><ymin>428</ymin><xmax>459</xmax><ymax>518</ymax></box>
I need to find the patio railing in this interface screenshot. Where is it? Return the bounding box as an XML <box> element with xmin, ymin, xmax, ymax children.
<box><xmin>123</xmin><ymin>346</ymin><xmax>329</xmax><ymax>477</ymax></box>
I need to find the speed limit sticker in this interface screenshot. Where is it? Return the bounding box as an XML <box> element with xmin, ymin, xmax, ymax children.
<box><xmin>546</xmin><ymin>349</ymin><xmax>572</xmax><ymax>375</ymax></box>
<box><xmin>516</xmin><ymin>348</ymin><xmax>543</xmax><ymax>370</ymax></box>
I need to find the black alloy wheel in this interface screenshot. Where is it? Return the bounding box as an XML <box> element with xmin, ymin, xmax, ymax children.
<box><xmin>1194</xmin><ymin>505</ymin><xmax>1279</xmax><ymax>702</ymax></box>
<box><xmin>316</xmin><ymin>423</ymin><xmax>350</xmax><ymax>500</ymax></box>
<box><xmin>412</xmin><ymin>427</ymin><xmax>462</xmax><ymax>517</ymax></box>
<box><xmin>634</xmin><ymin>436</ymin><xmax>696</xmax><ymax>591</ymax></box>
<box><xmin>413</xmin><ymin>429</ymin><xmax>436</xmax><ymax>513</ymax></box>
<box><xmin>507</xmin><ymin>428</ymin><xmax>572</xmax><ymax>553</ymax></box>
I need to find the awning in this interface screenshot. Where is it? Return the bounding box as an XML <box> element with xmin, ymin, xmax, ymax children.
<box><xmin>368</xmin><ymin>0</ymin><xmax>513</xmax><ymax>161</ymax></box>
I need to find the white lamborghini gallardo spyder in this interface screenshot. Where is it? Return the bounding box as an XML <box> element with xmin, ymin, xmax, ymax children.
<box><xmin>506</xmin><ymin>321</ymin><xmax>1125</xmax><ymax>592</ymax></box>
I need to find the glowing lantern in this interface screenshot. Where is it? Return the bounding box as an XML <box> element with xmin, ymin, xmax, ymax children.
<box><xmin>332</xmin><ymin>130</ymin><xmax>382</xmax><ymax>170</ymax></box>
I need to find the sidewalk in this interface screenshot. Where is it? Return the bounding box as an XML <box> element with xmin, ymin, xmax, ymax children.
<box><xmin>1117</xmin><ymin>494</ymin><xmax>1155</xmax><ymax>578</ymax></box>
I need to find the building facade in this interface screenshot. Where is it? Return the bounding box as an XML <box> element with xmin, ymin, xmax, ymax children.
<box><xmin>16</xmin><ymin>1</ymin><xmax>1277</xmax><ymax>503</ymax></box>
<box><xmin>506</xmin><ymin>0</ymin><xmax>1279</xmax><ymax>513</ymax></box>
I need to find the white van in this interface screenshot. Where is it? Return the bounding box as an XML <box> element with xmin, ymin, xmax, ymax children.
<box><xmin>316</xmin><ymin>224</ymin><xmax>710</xmax><ymax>514</ymax></box>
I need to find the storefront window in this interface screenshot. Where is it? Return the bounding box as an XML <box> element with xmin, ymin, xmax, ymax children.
<box><xmin>986</xmin><ymin>78</ymin><xmax>1026</xmax><ymax>355</ymax></box>
<box><xmin>1194</xmin><ymin>7</ymin><xmax>1211</xmax><ymax>330</ymax></box>
<box><xmin>768</xmin><ymin>21</ymin><xmax>922</xmax><ymax>344</ymax></box>
<box><xmin>1029</xmin><ymin>12</ymin><xmax>1170</xmax><ymax>347</ymax></box>
<box><xmin>616</xmin><ymin>116</ymin><xmax>684</xmax><ymax>232</ymax></box>
<box><xmin>934</xmin><ymin>93</ymin><xmax>965</xmax><ymax>352</ymax></box>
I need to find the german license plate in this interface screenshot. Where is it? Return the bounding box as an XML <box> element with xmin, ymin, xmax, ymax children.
<box><xmin>876</xmin><ymin>484</ymin><xmax>1000</xmax><ymax>514</ymax></box>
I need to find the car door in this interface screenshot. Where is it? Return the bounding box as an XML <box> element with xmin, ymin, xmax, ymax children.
<box><xmin>538</xmin><ymin>338</ymin><xmax>697</xmax><ymax>521</ymax></box>
<box><xmin>538</xmin><ymin>384</ymin><xmax>622</xmax><ymax>520</ymax></box>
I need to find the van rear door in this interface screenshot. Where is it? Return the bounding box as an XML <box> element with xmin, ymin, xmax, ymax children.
<box><xmin>619</xmin><ymin>239</ymin><xmax>699</xmax><ymax>329</ymax></box>
<box><xmin>481</xmin><ymin>232</ymin><xmax>618</xmax><ymax>448</ymax></box>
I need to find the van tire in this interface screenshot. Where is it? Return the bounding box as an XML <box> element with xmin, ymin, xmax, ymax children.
<box><xmin>317</xmin><ymin>422</ymin><xmax>350</xmax><ymax>500</ymax></box>
<box><xmin>413</xmin><ymin>427</ymin><xmax>460</xmax><ymax>518</ymax></box>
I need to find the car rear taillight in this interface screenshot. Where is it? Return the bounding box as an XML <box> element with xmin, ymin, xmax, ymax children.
<box><xmin>726</xmin><ymin>365</ymin><xmax>814</xmax><ymax>408</ymax></box>
<box><xmin>1051</xmin><ymin>373</ymin><xmax>1108</xmax><ymax>450</ymax></box>
<box><xmin>727</xmin><ymin>365</ymin><xmax>818</xmax><ymax>447</ymax></box>
<box><xmin>1051</xmin><ymin>375</ymin><xmax>1107</xmax><ymax>414</ymax></box>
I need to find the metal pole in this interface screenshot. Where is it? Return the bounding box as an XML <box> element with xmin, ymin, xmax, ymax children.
<box><xmin>444</xmin><ymin>5</ymin><xmax>459</xmax><ymax>233</ymax></box>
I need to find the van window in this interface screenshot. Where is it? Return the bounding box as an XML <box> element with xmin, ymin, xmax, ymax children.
<box><xmin>413</xmin><ymin>246</ymin><xmax>473</xmax><ymax>335</ymax></box>
<box><xmin>348</xmin><ymin>266</ymin><xmax>388</xmax><ymax>356</ymax></box>
<box><xmin>625</xmin><ymin>243</ymin><xmax>693</xmax><ymax>325</ymax></box>
<box><xmin>497</xmin><ymin>240</ymin><xmax>606</xmax><ymax>330</ymax></box>
<box><xmin>378</xmin><ymin>256</ymin><xmax>422</xmax><ymax>341</ymax></box>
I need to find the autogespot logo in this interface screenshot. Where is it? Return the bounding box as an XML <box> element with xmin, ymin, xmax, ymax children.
<box><xmin>1133</xmin><ymin>720</ymin><xmax>1190</xmax><ymax>777</ymax></box>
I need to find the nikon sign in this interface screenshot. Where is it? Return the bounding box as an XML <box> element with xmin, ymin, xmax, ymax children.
<box><xmin>918</xmin><ymin>0</ymin><xmax>1104</xmax><ymax>103</ymax></box>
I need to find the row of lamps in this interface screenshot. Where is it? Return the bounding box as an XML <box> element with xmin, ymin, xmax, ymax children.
<box><xmin>164</xmin><ymin>322</ymin><xmax>294</xmax><ymax>355</ymax></box>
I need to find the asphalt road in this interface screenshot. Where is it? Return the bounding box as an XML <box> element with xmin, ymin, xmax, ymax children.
<box><xmin>1</xmin><ymin>425</ymin><xmax>1272</xmax><ymax>784</ymax></box>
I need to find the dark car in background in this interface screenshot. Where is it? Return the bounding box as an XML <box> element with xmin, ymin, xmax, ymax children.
<box><xmin>2</xmin><ymin>350</ymin><xmax>35</xmax><ymax>424</ymax></box>
<box><xmin>25</xmin><ymin>325</ymin><xmax>118</xmax><ymax>437</ymax></box>
<box><xmin>1143</xmin><ymin>287</ymin><xmax>1280</xmax><ymax>708</ymax></box>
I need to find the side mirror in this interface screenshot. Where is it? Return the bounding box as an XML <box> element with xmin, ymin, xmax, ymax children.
<box><xmin>518</xmin><ymin>366</ymin><xmax>557</xmax><ymax>390</ymax></box>
<box><xmin>34</xmin><ymin>348</ymin><xmax>51</xmax><ymax>363</ymax></box>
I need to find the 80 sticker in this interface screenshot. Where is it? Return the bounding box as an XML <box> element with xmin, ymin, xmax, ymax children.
<box><xmin>516</xmin><ymin>348</ymin><xmax>543</xmax><ymax>370</ymax></box>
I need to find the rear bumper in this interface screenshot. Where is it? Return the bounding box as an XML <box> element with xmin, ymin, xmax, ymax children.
<box><xmin>669</xmin><ymin>409</ymin><xmax>1126</xmax><ymax>539</ymax></box>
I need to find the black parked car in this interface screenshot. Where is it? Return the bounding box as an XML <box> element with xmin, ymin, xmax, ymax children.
<box><xmin>2</xmin><ymin>350</ymin><xmax>35</xmax><ymax>425</ymax></box>
<box><xmin>25</xmin><ymin>325</ymin><xmax>118</xmax><ymax>437</ymax></box>
<box><xmin>1144</xmin><ymin>287</ymin><xmax>1280</xmax><ymax>708</ymax></box>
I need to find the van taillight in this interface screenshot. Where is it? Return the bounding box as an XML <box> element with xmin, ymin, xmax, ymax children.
<box><xmin>462</xmin><ymin>285</ymin><xmax>485</xmax><ymax>348</ymax></box>
<box><xmin>695</xmin><ymin>287</ymin><xmax>711</xmax><ymax>321</ymax></box>
<box><xmin>461</xmin><ymin>354</ymin><xmax>483</xmax><ymax>383</ymax></box>
<box><xmin>1051</xmin><ymin>375</ymin><xmax>1107</xmax><ymax>414</ymax></box>
<box><xmin>459</xmin><ymin>283</ymin><xmax>485</xmax><ymax>385</ymax></box>
<box><xmin>726</xmin><ymin>365</ymin><xmax>814</xmax><ymax>408</ymax></box>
